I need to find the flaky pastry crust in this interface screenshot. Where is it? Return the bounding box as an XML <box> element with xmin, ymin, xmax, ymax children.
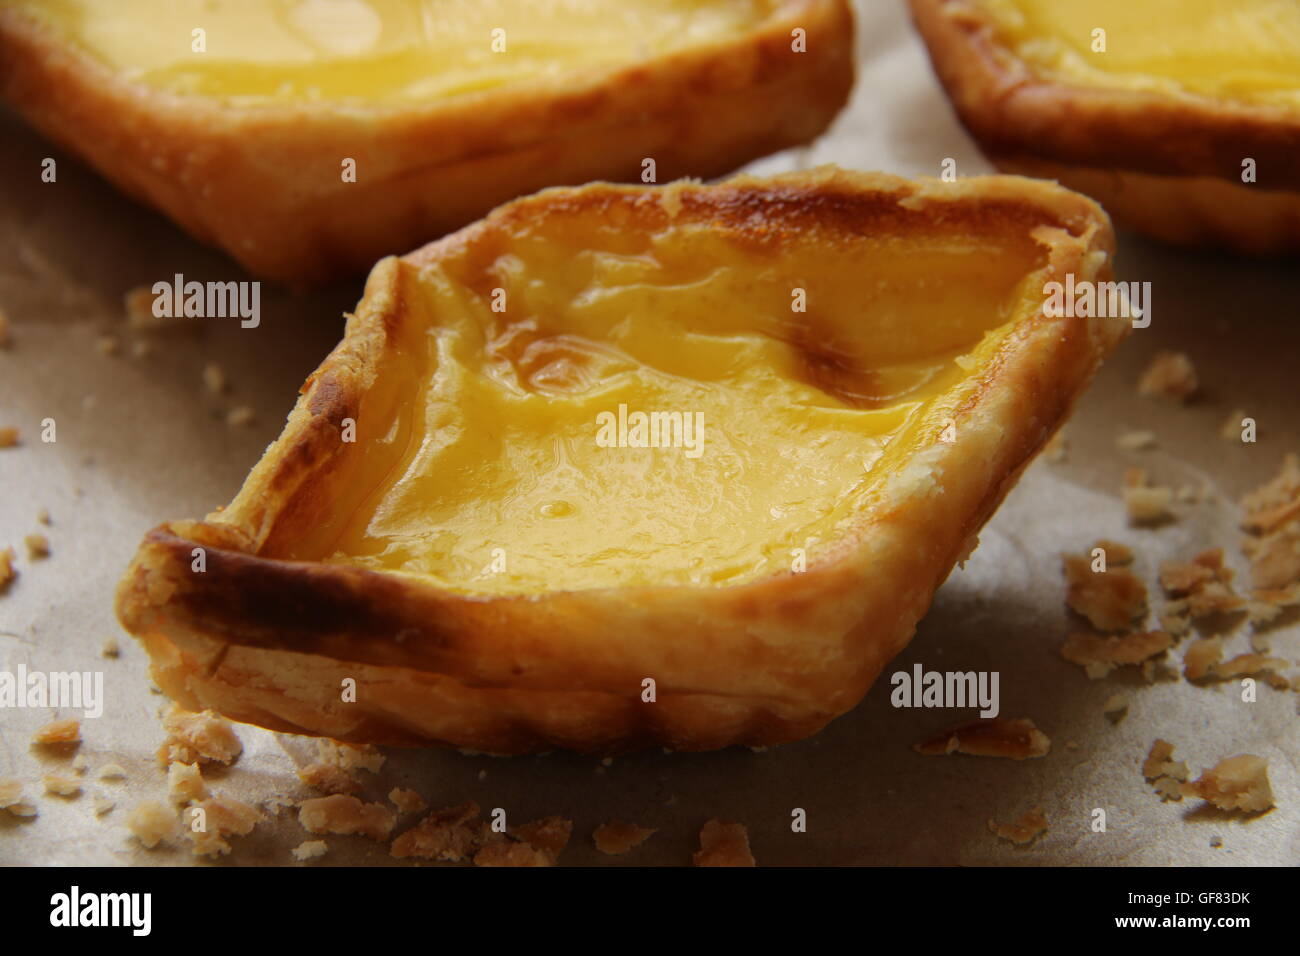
<box><xmin>0</xmin><ymin>0</ymin><xmax>853</xmax><ymax>282</ymax></box>
<box><xmin>909</xmin><ymin>0</ymin><xmax>1300</xmax><ymax>255</ymax></box>
<box><xmin>116</xmin><ymin>167</ymin><xmax>1125</xmax><ymax>755</ymax></box>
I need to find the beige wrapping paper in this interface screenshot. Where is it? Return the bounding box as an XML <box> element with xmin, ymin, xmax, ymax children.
<box><xmin>0</xmin><ymin>1</ymin><xmax>1295</xmax><ymax>865</ymax></box>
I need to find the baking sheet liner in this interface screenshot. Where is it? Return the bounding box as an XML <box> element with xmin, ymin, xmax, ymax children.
<box><xmin>0</xmin><ymin>1</ymin><xmax>1295</xmax><ymax>866</ymax></box>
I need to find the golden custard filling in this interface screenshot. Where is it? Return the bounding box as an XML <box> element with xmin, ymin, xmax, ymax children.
<box><xmin>984</xmin><ymin>0</ymin><xmax>1300</xmax><ymax>105</ymax></box>
<box><xmin>277</xmin><ymin>210</ymin><xmax>1049</xmax><ymax>595</ymax></box>
<box><xmin>18</xmin><ymin>0</ymin><xmax>773</xmax><ymax>103</ymax></box>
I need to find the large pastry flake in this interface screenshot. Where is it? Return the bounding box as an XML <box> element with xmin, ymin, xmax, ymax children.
<box><xmin>0</xmin><ymin>0</ymin><xmax>853</xmax><ymax>281</ymax></box>
<box><xmin>116</xmin><ymin>168</ymin><xmax>1126</xmax><ymax>754</ymax></box>
<box><xmin>910</xmin><ymin>0</ymin><xmax>1300</xmax><ymax>255</ymax></box>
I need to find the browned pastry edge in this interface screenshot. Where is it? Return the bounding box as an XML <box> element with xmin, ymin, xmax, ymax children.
<box><xmin>0</xmin><ymin>0</ymin><xmax>855</xmax><ymax>282</ymax></box>
<box><xmin>116</xmin><ymin>168</ymin><xmax>1125</xmax><ymax>754</ymax></box>
<box><xmin>993</xmin><ymin>156</ymin><xmax>1300</xmax><ymax>257</ymax></box>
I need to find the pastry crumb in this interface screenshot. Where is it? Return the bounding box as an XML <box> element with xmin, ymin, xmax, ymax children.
<box><xmin>0</xmin><ymin>547</ymin><xmax>16</xmax><ymax>592</ymax></box>
<box><xmin>91</xmin><ymin>793</ymin><xmax>115</xmax><ymax>816</ymax></box>
<box><xmin>0</xmin><ymin>777</ymin><xmax>36</xmax><ymax>817</ymax></box>
<box><xmin>594</xmin><ymin>820</ymin><xmax>656</xmax><ymax>855</ymax></box>
<box><xmin>125</xmin><ymin>286</ymin><xmax>188</xmax><ymax>331</ymax></box>
<box><xmin>1239</xmin><ymin>454</ymin><xmax>1300</xmax><ymax>534</ymax></box>
<box><xmin>31</xmin><ymin>718</ymin><xmax>80</xmax><ymax>746</ymax></box>
<box><xmin>126</xmin><ymin>800</ymin><xmax>175</xmax><ymax>849</ymax></box>
<box><xmin>1061</xmin><ymin>631</ymin><xmax>1172</xmax><ymax>678</ymax></box>
<box><xmin>292</xmin><ymin>840</ymin><xmax>329</xmax><ymax>861</ymax></box>
<box><xmin>514</xmin><ymin>815</ymin><xmax>573</xmax><ymax>863</ymax></box>
<box><xmin>1142</xmin><ymin>739</ymin><xmax>1190</xmax><ymax>803</ymax></box>
<box><xmin>96</xmin><ymin>335</ymin><xmax>120</xmax><ymax>356</ymax></box>
<box><xmin>1183</xmin><ymin>637</ymin><xmax>1224</xmax><ymax>681</ymax></box>
<box><xmin>167</xmin><ymin>761</ymin><xmax>207</xmax><ymax>804</ymax></box>
<box><xmin>101</xmin><ymin>636</ymin><xmax>120</xmax><ymax>658</ymax></box>
<box><xmin>42</xmin><ymin>773</ymin><xmax>82</xmax><ymax>796</ymax></box>
<box><xmin>1183</xmin><ymin>755</ymin><xmax>1273</xmax><ymax>813</ymax></box>
<box><xmin>1220</xmin><ymin>410</ymin><xmax>1248</xmax><ymax>441</ymax></box>
<box><xmin>97</xmin><ymin>763</ymin><xmax>128</xmax><ymax>781</ymax></box>
<box><xmin>914</xmin><ymin>717</ymin><xmax>1050</xmax><ymax>759</ymax></box>
<box><xmin>0</xmin><ymin>427</ymin><xmax>20</xmax><ymax>448</ymax></box>
<box><xmin>262</xmin><ymin>794</ymin><xmax>296</xmax><ymax>816</ymax></box>
<box><xmin>157</xmin><ymin>704</ymin><xmax>242</xmax><ymax>766</ymax></box>
<box><xmin>124</xmin><ymin>286</ymin><xmax>154</xmax><ymax>326</ymax></box>
<box><xmin>1123</xmin><ymin>468</ymin><xmax>1174</xmax><ymax>525</ymax></box>
<box><xmin>188</xmin><ymin>793</ymin><xmax>264</xmax><ymax>858</ymax></box>
<box><xmin>693</xmin><ymin>819</ymin><xmax>755</xmax><ymax>867</ymax></box>
<box><xmin>299</xmin><ymin>795</ymin><xmax>395</xmax><ymax>841</ymax></box>
<box><xmin>1159</xmin><ymin>549</ymin><xmax>1244</xmax><ymax>633</ymax></box>
<box><xmin>202</xmin><ymin>361</ymin><xmax>226</xmax><ymax>395</ymax></box>
<box><xmin>1117</xmin><ymin>430</ymin><xmax>1157</xmax><ymax>451</ymax></box>
<box><xmin>1137</xmin><ymin>351</ymin><xmax>1197</xmax><ymax>402</ymax></box>
<box><xmin>390</xmin><ymin>802</ymin><xmax>482</xmax><ymax>861</ymax></box>
<box><xmin>920</xmin><ymin>717</ymin><xmax>1050</xmax><ymax>764</ymax></box>
<box><xmin>474</xmin><ymin>842</ymin><xmax>552</xmax><ymax>867</ymax></box>
<box><xmin>226</xmin><ymin>405</ymin><xmax>255</xmax><ymax>427</ymax></box>
<box><xmin>1246</xmin><ymin>584</ymin><xmax>1300</xmax><ymax>627</ymax></box>
<box><xmin>388</xmin><ymin>787</ymin><xmax>427</xmax><ymax>814</ymax></box>
<box><xmin>315</xmin><ymin>739</ymin><xmax>385</xmax><ymax>774</ymax></box>
<box><xmin>988</xmin><ymin>806</ymin><xmax>1047</xmax><ymax>845</ymax></box>
<box><xmin>1239</xmin><ymin>456</ymin><xmax>1300</xmax><ymax>595</ymax></box>
<box><xmin>1062</xmin><ymin>551</ymin><xmax>1147</xmax><ymax>632</ymax></box>
<box><xmin>297</xmin><ymin>763</ymin><xmax>361</xmax><ymax>795</ymax></box>
<box><xmin>24</xmin><ymin>533</ymin><xmax>49</xmax><ymax>559</ymax></box>
<box><xmin>1094</xmin><ymin>539</ymin><xmax>1134</xmax><ymax>565</ymax></box>
<box><xmin>1208</xmin><ymin>652</ymin><xmax>1290</xmax><ymax>685</ymax></box>
<box><xmin>1102</xmin><ymin>693</ymin><xmax>1128</xmax><ymax>717</ymax></box>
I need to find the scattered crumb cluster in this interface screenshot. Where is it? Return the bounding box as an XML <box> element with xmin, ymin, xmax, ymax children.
<box><xmin>3</xmin><ymin>695</ymin><xmax>687</xmax><ymax>864</ymax></box>
<box><xmin>1061</xmin><ymin>454</ymin><xmax>1300</xmax><ymax>696</ymax></box>
<box><xmin>96</xmin><ymin>287</ymin><xmax>257</xmax><ymax>427</ymax></box>
<box><xmin>1142</xmin><ymin>740</ymin><xmax>1273</xmax><ymax>814</ymax></box>
<box><xmin>1051</xmin><ymin>448</ymin><xmax>1296</xmax><ymax>843</ymax></box>
<box><xmin>0</xmin><ymin>506</ymin><xmax>59</xmax><ymax>596</ymax></box>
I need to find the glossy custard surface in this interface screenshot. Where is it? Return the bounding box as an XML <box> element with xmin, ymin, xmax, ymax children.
<box><xmin>282</xmin><ymin>203</ymin><xmax>1046</xmax><ymax>594</ymax></box>
<box><xmin>17</xmin><ymin>0</ymin><xmax>772</xmax><ymax>102</ymax></box>
<box><xmin>985</xmin><ymin>0</ymin><xmax>1300</xmax><ymax>105</ymax></box>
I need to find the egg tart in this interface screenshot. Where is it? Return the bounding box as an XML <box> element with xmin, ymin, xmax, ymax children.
<box><xmin>115</xmin><ymin>167</ymin><xmax>1125</xmax><ymax>755</ymax></box>
<box><xmin>909</xmin><ymin>0</ymin><xmax>1300</xmax><ymax>255</ymax></box>
<box><xmin>0</xmin><ymin>0</ymin><xmax>853</xmax><ymax>282</ymax></box>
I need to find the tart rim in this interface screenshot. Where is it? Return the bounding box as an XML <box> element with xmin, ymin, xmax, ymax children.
<box><xmin>0</xmin><ymin>0</ymin><xmax>854</xmax><ymax>280</ymax></box>
<box><xmin>908</xmin><ymin>0</ymin><xmax>1300</xmax><ymax>189</ymax></box>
